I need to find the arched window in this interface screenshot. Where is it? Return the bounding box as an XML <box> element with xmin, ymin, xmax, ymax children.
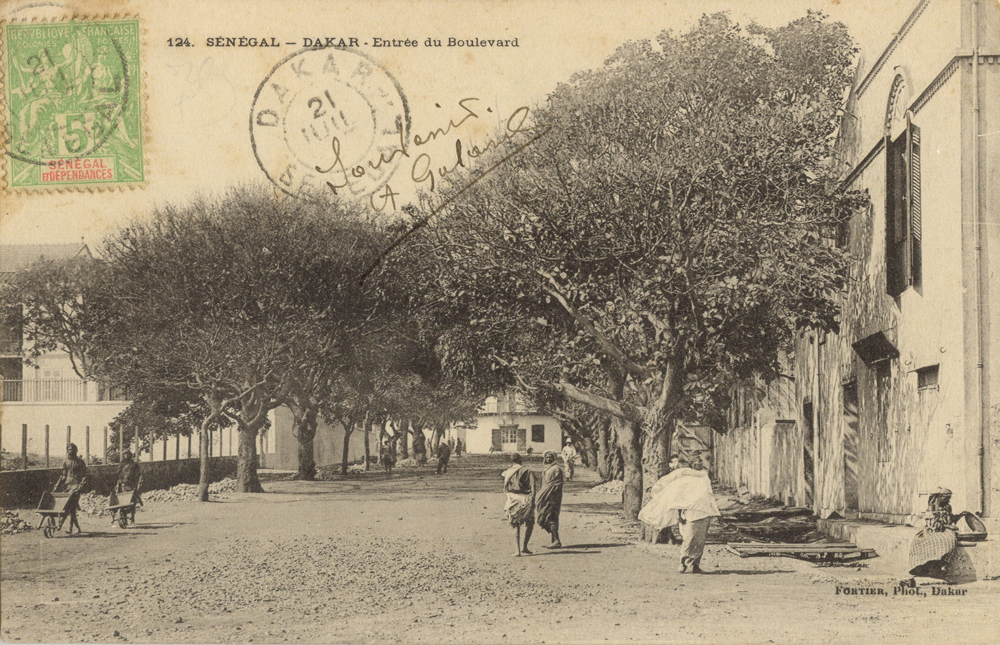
<box><xmin>884</xmin><ymin>73</ymin><xmax>922</xmax><ymax>297</ymax></box>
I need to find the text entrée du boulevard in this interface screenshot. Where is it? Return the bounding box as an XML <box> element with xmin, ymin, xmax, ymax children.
<box><xmin>198</xmin><ymin>36</ymin><xmax>518</xmax><ymax>48</ymax></box>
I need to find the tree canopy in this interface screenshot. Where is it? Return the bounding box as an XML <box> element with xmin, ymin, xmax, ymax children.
<box><xmin>416</xmin><ymin>11</ymin><xmax>867</xmax><ymax>517</ymax></box>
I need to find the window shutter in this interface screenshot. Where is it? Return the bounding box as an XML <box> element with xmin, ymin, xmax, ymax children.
<box><xmin>516</xmin><ymin>428</ymin><xmax>527</xmax><ymax>451</ymax></box>
<box><xmin>491</xmin><ymin>428</ymin><xmax>502</xmax><ymax>451</ymax></box>
<box><xmin>907</xmin><ymin>123</ymin><xmax>922</xmax><ymax>287</ymax></box>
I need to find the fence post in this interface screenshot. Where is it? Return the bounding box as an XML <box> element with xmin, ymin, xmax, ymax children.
<box><xmin>45</xmin><ymin>424</ymin><xmax>50</xmax><ymax>467</ymax></box>
<box><xmin>85</xmin><ymin>426</ymin><xmax>91</xmax><ymax>464</ymax></box>
<box><xmin>22</xmin><ymin>424</ymin><xmax>28</xmax><ymax>469</ymax></box>
<box><xmin>175</xmin><ymin>434</ymin><xmax>180</xmax><ymax>460</ymax></box>
<box><xmin>104</xmin><ymin>426</ymin><xmax>108</xmax><ymax>464</ymax></box>
<box><xmin>66</xmin><ymin>425</ymin><xmax>72</xmax><ymax>448</ymax></box>
<box><xmin>163</xmin><ymin>436</ymin><xmax>168</xmax><ymax>461</ymax></box>
<box><xmin>188</xmin><ymin>433</ymin><xmax>192</xmax><ymax>459</ymax></box>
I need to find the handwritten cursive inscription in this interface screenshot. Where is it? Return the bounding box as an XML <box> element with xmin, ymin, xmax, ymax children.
<box><xmin>317</xmin><ymin>98</ymin><xmax>542</xmax><ymax>197</ymax></box>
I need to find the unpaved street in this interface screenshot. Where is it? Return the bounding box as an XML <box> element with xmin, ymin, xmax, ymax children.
<box><xmin>2</xmin><ymin>455</ymin><xmax>997</xmax><ymax>644</ymax></box>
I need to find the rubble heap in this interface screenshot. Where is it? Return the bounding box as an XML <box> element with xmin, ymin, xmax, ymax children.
<box><xmin>1</xmin><ymin>510</ymin><xmax>32</xmax><ymax>534</ymax></box>
<box><xmin>140</xmin><ymin>478</ymin><xmax>238</xmax><ymax>503</ymax></box>
<box><xmin>585</xmin><ymin>480</ymin><xmax>625</xmax><ymax>495</ymax></box>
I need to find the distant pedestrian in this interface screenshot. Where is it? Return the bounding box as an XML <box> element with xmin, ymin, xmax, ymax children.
<box><xmin>381</xmin><ymin>436</ymin><xmax>396</xmax><ymax>475</ymax></box>
<box><xmin>436</xmin><ymin>439</ymin><xmax>451</xmax><ymax>474</ymax></box>
<box><xmin>501</xmin><ymin>453</ymin><xmax>535</xmax><ymax>556</ymax></box>
<box><xmin>638</xmin><ymin>454</ymin><xmax>720</xmax><ymax>573</ymax></box>
<box><xmin>536</xmin><ymin>451</ymin><xmax>564</xmax><ymax>548</ymax></box>
<box><xmin>116</xmin><ymin>450</ymin><xmax>143</xmax><ymax>523</ymax></box>
<box><xmin>454</xmin><ymin>438</ymin><xmax>463</xmax><ymax>457</ymax></box>
<box><xmin>56</xmin><ymin>443</ymin><xmax>88</xmax><ymax>535</ymax></box>
<box><xmin>561</xmin><ymin>440</ymin><xmax>578</xmax><ymax>481</ymax></box>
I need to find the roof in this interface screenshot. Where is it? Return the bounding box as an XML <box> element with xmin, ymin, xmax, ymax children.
<box><xmin>0</xmin><ymin>243</ymin><xmax>92</xmax><ymax>274</ymax></box>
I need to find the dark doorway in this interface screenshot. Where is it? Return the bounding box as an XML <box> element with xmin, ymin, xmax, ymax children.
<box><xmin>803</xmin><ymin>401</ymin><xmax>814</xmax><ymax>507</ymax></box>
<box><xmin>842</xmin><ymin>382</ymin><xmax>860</xmax><ymax>513</ymax></box>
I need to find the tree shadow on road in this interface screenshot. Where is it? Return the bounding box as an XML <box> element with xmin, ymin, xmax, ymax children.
<box><xmin>561</xmin><ymin>502</ymin><xmax>622</xmax><ymax>516</ymax></box>
<box><xmin>68</xmin><ymin>531</ymin><xmax>157</xmax><ymax>539</ymax></box>
<box><xmin>701</xmin><ymin>569</ymin><xmax>796</xmax><ymax>575</ymax></box>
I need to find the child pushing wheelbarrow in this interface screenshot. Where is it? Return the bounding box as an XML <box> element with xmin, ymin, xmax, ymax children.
<box><xmin>107</xmin><ymin>450</ymin><xmax>143</xmax><ymax>528</ymax></box>
<box><xmin>37</xmin><ymin>443</ymin><xmax>88</xmax><ymax>537</ymax></box>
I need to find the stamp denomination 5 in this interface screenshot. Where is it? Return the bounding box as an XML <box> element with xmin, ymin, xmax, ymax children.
<box><xmin>2</xmin><ymin>18</ymin><xmax>145</xmax><ymax>191</ymax></box>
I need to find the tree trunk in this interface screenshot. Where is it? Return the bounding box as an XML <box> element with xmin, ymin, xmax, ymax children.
<box><xmin>235</xmin><ymin>425</ymin><xmax>265</xmax><ymax>493</ymax></box>
<box><xmin>363</xmin><ymin>416</ymin><xmax>372</xmax><ymax>472</ymax></box>
<box><xmin>575</xmin><ymin>433</ymin><xmax>596</xmax><ymax>469</ymax></box>
<box><xmin>640</xmin><ymin>422</ymin><xmax>672</xmax><ymax>542</ymax></box>
<box><xmin>412</xmin><ymin>421</ymin><xmax>426</xmax><ymax>465</ymax></box>
<box><xmin>616</xmin><ymin>417</ymin><xmax>643</xmax><ymax>520</ymax></box>
<box><xmin>294</xmin><ymin>407</ymin><xmax>318</xmax><ymax>480</ymax></box>
<box><xmin>341</xmin><ymin>421</ymin><xmax>354</xmax><ymax>475</ymax></box>
<box><xmin>596</xmin><ymin>416</ymin><xmax>613</xmax><ymax>482</ymax></box>
<box><xmin>198</xmin><ymin>425</ymin><xmax>211</xmax><ymax>502</ymax></box>
<box><xmin>396</xmin><ymin>418</ymin><xmax>409</xmax><ymax>459</ymax></box>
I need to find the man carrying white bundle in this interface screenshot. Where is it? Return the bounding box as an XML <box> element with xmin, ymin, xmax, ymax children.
<box><xmin>638</xmin><ymin>453</ymin><xmax>720</xmax><ymax>573</ymax></box>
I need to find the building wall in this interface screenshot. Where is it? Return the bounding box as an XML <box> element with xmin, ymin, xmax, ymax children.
<box><xmin>716</xmin><ymin>0</ymin><xmax>998</xmax><ymax>523</ymax></box>
<box><xmin>1</xmin><ymin>401</ymin><xmax>129</xmax><ymax>460</ymax></box>
<box><xmin>269</xmin><ymin>405</ymin><xmax>368</xmax><ymax>471</ymax></box>
<box><xmin>968</xmin><ymin>0</ymin><xmax>1000</xmax><ymax>520</ymax></box>
<box><xmin>465</xmin><ymin>414</ymin><xmax>562</xmax><ymax>455</ymax></box>
<box><xmin>0</xmin><ymin>456</ymin><xmax>238</xmax><ymax>509</ymax></box>
<box><xmin>715</xmin><ymin>373</ymin><xmax>803</xmax><ymax>506</ymax></box>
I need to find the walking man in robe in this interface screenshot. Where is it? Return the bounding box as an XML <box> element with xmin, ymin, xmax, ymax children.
<box><xmin>638</xmin><ymin>453</ymin><xmax>720</xmax><ymax>573</ymax></box>
<box><xmin>436</xmin><ymin>437</ymin><xmax>451</xmax><ymax>475</ymax></box>
<box><xmin>536</xmin><ymin>450</ymin><xmax>564</xmax><ymax>548</ymax></box>
<box><xmin>501</xmin><ymin>453</ymin><xmax>535</xmax><ymax>556</ymax></box>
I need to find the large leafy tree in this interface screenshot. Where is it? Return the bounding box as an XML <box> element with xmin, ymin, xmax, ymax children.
<box><xmin>93</xmin><ymin>187</ymin><xmax>385</xmax><ymax>497</ymax></box>
<box><xmin>421</xmin><ymin>12</ymin><xmax>867</xmax><ymax>518</ymax></box>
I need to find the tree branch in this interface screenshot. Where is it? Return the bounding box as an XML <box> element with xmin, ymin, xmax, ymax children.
<box><xmin>551</xmin><ymin>381</ymin><xmax>645</xmax><ymax>423</ymax></box>
<box><xmin>536</xmin><ymin>269</ymin><xmax>653</xmax><ymax>380</ymax></box>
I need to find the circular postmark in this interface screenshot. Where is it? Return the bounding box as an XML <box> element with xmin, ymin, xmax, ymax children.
<box><xmin>4</xmin><ymin>20</ymin><xmax>138</xmax><ymax>171</ymax></box>
<box><xmin>250</xmin><ymin>48</ymin><xmax>410</xmax><ymax>200</ymax></box>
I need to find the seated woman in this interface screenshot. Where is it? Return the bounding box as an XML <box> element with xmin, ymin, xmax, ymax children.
<box><xmin>908</xmin><ymin>487</ymin><xmax>959</xmax><ymax>579</ymax></box>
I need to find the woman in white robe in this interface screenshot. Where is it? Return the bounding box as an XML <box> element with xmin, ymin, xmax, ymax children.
<box><xmin>639</xmin><ymin>455</ymin><xmax>720</xmax><ymax>573</ymax></box>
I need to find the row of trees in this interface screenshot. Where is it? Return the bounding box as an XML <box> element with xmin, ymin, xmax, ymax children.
<box><xmin>3</xmin><ymin>191</ymin><xmax>484</xmax><ymax>499</ymax></box>
<box><xmin>405</xmin><ymin>12</ymin><xmax>867</xmax><ymax>525</ymax></box>
<box><xmin>2</xmin><ymin>12</ymin><xmax>867</xmax><ymax>518</ymax></box>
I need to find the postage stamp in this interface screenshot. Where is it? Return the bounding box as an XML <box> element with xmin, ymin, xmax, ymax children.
<box><xmin>250</xmin><ymin>47</ymin><xmax>409</xmax><ymax>200</ymax></box>
<box><xmin>1</xmin><ymin>18</ymin><xmax>144</xmax><ymax>191</ymax></box>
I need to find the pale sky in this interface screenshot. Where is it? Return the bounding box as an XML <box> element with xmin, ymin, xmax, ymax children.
<box><xmin>1</xmin><ymin>0</ymin><xmax>920</xmax><ymax>248</ymax></box>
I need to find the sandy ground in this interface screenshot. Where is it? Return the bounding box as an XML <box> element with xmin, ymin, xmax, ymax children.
<box><xmin>2</xmin><ymin>454</ymin><xmax>997</xmax><ymax>645</ymax></box>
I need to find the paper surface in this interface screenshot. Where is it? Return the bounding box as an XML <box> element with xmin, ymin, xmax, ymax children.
<box><xmin>1</xmin><ymin>0</ymin><xmax>919</xmax><ymax>243</ymax></box>
<box><xmin>2</xmin><ymin>1</ymin><xmax>997</xmax><ymax>644</ymax></box>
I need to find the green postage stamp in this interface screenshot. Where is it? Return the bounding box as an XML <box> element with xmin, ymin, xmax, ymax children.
<box><xmin>1</xmin><ymin>18</ymin><xmax>144</xmax><ymax>190</ymax></box>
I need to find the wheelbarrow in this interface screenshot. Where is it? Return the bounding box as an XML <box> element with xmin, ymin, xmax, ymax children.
<box><xmin>107</xmin><ymin>480</ymin><xmax>143</xmax><ymax>529</ymax></box>
<box><xmin>36</xmin><ymin>489</ymin><xmax>80</xmax><ymax>538</ymax></box>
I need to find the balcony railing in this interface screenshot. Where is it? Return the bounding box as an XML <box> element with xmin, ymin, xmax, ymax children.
<box><xmin>1</xmin><ymin>379</ymin><xmax>130</xmax><ymax>403</ymax></box>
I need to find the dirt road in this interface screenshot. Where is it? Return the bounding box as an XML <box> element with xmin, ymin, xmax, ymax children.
<box><xmin>2</xmin><ymin>455</ymin><xmax>996</xmax><ymax>644</ymax></box>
